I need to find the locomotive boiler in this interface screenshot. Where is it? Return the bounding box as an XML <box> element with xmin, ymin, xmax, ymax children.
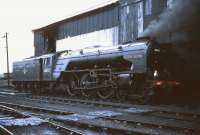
<box><xmin>12</xmin><ymin>39</ymin><xmax>182</xmax><ymax>102</ymax></box>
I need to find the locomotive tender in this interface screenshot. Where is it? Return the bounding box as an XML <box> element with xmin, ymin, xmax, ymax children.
<box><xmin>12</xmin><ymin>39</ymin><xmax>181</xmax><ymax>101</ymax></box>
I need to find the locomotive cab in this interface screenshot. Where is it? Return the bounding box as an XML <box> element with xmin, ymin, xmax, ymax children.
<box><xmin>38</xmin><ymin>54</ymin><xmax>55</xmax><ymax>81</ymax></box>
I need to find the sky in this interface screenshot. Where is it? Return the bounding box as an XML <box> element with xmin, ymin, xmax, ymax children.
<box><xmin>0</xmin><ymin>0</ymin><xmax>110</xmax><ymax>74</ymax></box>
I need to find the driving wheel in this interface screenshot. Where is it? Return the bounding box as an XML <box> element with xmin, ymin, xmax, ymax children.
<box><xmin>80</xmin><ymin>73</ymin><xmax>96</xmax><ymax>98</ymax></box>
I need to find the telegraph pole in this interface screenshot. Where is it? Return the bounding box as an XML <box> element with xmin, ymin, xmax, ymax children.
<box><xmin>2</xmin><ymin>33</ymin><xmax>10</xmax><ymax>86</ymax></box>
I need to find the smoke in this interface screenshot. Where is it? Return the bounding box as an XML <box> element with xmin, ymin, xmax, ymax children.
<box><xmin>141</xmin><ymin>0</ymin><xmax>200</xmax><ymax>43</ymax></box>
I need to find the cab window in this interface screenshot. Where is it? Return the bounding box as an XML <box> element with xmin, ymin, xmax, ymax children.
<box><xmin>43</xmin><ymin>58</ymin><xmax>51</xmax><ymax>66</ymax></box>
<box><xmin>46</xmin><ymin>58</ymin><xmax>51</xmax><ymax>65</ymax></box>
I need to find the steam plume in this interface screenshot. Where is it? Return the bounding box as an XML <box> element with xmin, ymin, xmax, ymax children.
<box><xmin>141</xmin><ymin>0</ymin><xmax>200</xmax><ymax>43</ymax></box>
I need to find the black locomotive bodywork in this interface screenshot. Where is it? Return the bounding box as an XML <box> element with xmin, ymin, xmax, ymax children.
<box><xmin>12</xmin><ymin>39</ymin><xmax>185</xmax><ymax>102</ymax></box>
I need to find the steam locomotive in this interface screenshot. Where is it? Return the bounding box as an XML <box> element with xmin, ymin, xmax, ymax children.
<box><xmin>12</xmin><ymin>39</ymin><xmax>184</xmax><ymax>102</ymax></box>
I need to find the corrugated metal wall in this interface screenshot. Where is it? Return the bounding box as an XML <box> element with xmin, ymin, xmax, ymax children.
<box><xmin>34</xmin><ymin>32</ymin><xmax>45</xmax><ymax>56</ymax></box>
<box><xmin>143</xmin><ymin>0</ymin><xmax>168</xmax><ymax>29</ymax></box>
<box><xmin>119</xmin><ymin>0</ymin><xmax>144</xmax><ymax>44</ymax></box>
<box><xmin>34</xmin><ymin>0</ymin><xmax>170</xmax><ymax>56</ymax></box>
<box><xmin>57</xmin><ymin>6</ymin><xmax>119</xmax><ymax>40</ymax></box>
<box><xmin>34</xmin><ymin>30</ymin><xmax>56</xmax><ymax>56</ymax></box>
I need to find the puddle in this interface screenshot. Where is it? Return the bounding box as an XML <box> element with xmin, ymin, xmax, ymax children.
<box><xmin>122</xmin><ymin>107</ymin><xmax>152</xmax><ymax>113</ymax></box>
<box><xmin>0</xmin><ymin>91</ymin><xmax>15</xmax><ymax>95</ymax></box>
<box><xmin>57</xmin><ymin>114</ymin><xmax>97</xmax><ymax>121</ymax></box>
<box><xmin>10</xmin><ymin>123</ymin><xmax>67</xmax><ymax>135</ymax></box>
<box><xmin>57</xmin><ymin>110</ymin><xmax>122</xmax><ymax>122</ymax></box>
<box><xmin>0</xmin><ymin>116</ymin><xmax>45</xmax><ymax>126</ymax></box>
<box><xmin>88</xmin><ymin>110</ymin><xmax>122</xmax><ymax>117</ymax></box>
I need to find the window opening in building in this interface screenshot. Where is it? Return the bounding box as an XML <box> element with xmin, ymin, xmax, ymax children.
<box><xmin>167</xmin><ymin>0</ymin><xmax>174</xmax><ymax>9</ymax></box>
<box><xmin>145</xmin><ymin>0</ymin><xmax>152</xmax><ymax>16</ymax></box>
<box><xmin>138</xmin><ymin>2</ymin><xmax>144</xmax><ymax>35</ymax></box>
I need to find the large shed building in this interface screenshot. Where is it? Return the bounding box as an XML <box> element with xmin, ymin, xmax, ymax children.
<box><xmin>33</xmin><ymin>0</ymin><xmax>173</xmax><ymax>56</ymax></box>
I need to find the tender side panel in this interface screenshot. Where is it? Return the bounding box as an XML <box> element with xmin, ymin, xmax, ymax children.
<box><xmin>12</xmin><ymin>58</ymin><xmax>40</xmax><ymax>82</ymax></box>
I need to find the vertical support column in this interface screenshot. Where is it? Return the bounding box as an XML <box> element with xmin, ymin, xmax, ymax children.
<box><xmin>3</xmin><ymin>32</ymin><xmax>10</xmax><ymax>86</ymax></box>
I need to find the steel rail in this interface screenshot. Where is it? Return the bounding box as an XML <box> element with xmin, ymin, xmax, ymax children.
<box><xmin>48</xmin><ymin>120</ymin><xmax>84</xmax><ymax>135</ymax></box>
<box><xmin>0</xmin><ymin>105</ymin><xmax>28</xmax><ymax>118</ymax></box>
<box><xmin>0</xmin><ymin>125</ymin><xmax>13</xmax><ymax>135</ymax></box>
<box><xmin>27</xmin><ymin>95</ymin><xmax>200</xmax><ymax>118</ymax></box>
<box><xmin>0</xmin><ymin>103</ymin><xmax>83</xmax><ymax>135</ymax></box>
<box><xmin>0</xmin><ymin>101</ymin><xmax>73</xmax><ymax>115</ymax></box>
<box><xmin>53</xmin><ymin>115</ymin><xmax>192</xmax><ymax>135</ymax></box>
<box><xmin>97</xmin><ymin>115</ymin><xmax>197</xmax><ymax>134</ymax></box>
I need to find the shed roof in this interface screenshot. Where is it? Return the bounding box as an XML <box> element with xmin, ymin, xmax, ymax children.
<box><xmin>33</xmin><ymin>0</ymin><xmax>119</xmax><ymax>32</ymax></box>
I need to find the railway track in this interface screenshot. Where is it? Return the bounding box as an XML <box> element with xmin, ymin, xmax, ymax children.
<box><xmin>25</xmin><ymin>95</ymin><xmax>200</xmax><ymax>120</ymax></box>
<box><xmin>0</xmin><ymin>102</ymin><xmax>136</xmax><ymax>135</ymax></box>
<box><xmin>0</xmin><ymin>93</ymin><xmax>199</xmax><ymax>135</ymax></box>
<box><xmin>0</xmin><ymin>101</ymin><xmax>196</xmax><ymax>135</ymax></box>
<box><xmin>0</xmin><ymin>104</ymin><xmax>83</xmax><ymax>135</ymax></box>
<box><xmin>0</xmin><ymin>88</ymin><xmax>199</xmax><ymax>134</ymax></box>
